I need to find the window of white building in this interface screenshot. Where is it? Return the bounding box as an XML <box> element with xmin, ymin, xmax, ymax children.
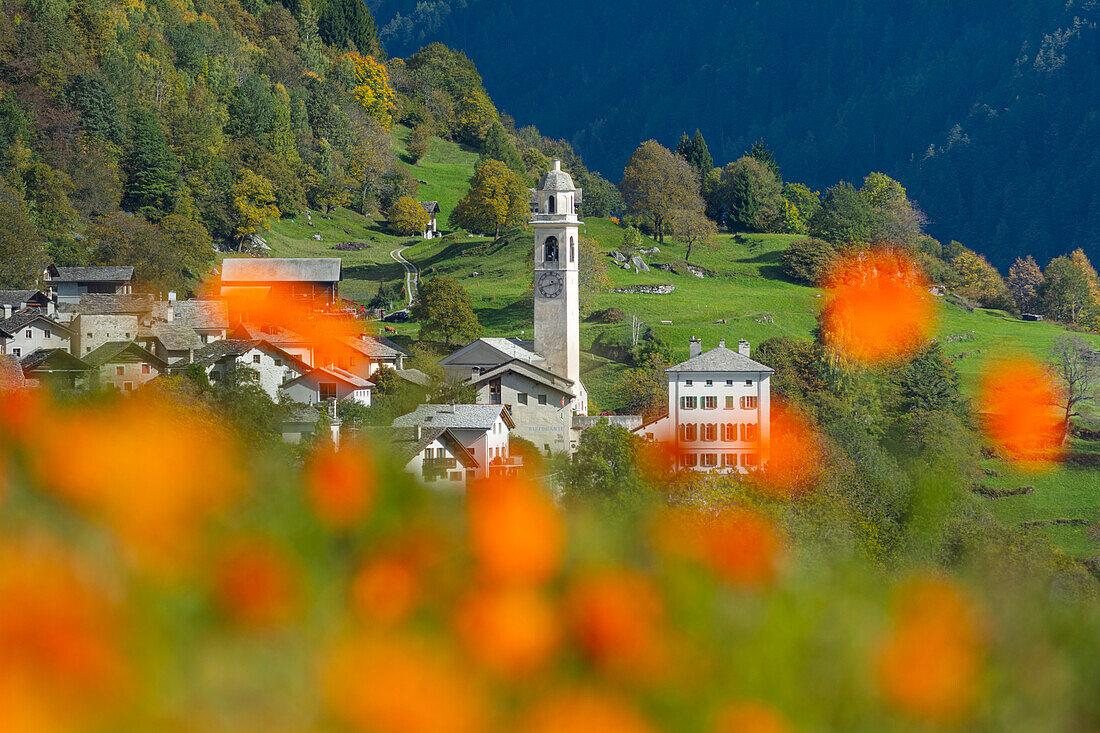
<box><xmin>702</xmin><ymin>423</ymin><xmax>717</xmax><ymax>441</ymax></box>
<box><xmin>741</xmin><ymin>396</ymin><xmax>758</xmax><ymax>409</ymax></box>
<box><xmin>702</xmin><ymin>396</ymin><xmax>717</xmax><ymax>409</ymax></box>
<box><xmin>741</xmin><ymin>453</ymin><xmax>759</xmax><ymax>467</ymax></box>
<box><xmin>723</xmin><ymin>423</ymin><xmax>737</xmax><ymax>441</ymax></box>
<box><xmin>682</xmin><ymin>454</ymin><xmax>698</xmax><ymax>468</ymax></box>
<box><xmin>680</xmin><ymin>396</ymin><xmax>697</xmax><ymax>409</ymax></box>
<box><xmin>723</xmin><ymin>454</ymin><xmax>736</xmax><ymax>467</ymax></box>
<box><xmin>680</xmin><ymin>424</ymin><xmax>698</xmax><ymax>441</ymax></box>
<box><xmin>701</xmin><ymin>454</ymin><xmax>718</xmax><ymax>467</ymax></box>
<box><xmin>725</xmin><ymin>396</ymin><xmax>735</xmax><ymax>409</ymax></box>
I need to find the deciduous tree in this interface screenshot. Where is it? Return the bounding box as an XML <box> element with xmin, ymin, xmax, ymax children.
<box><xmin>667</xmin><ymin>207</ymin><xmax>716</xmax><ymax>263</ymax></box>
<box><xmin>782</xmin><ymin>238</ymin><xmax>837</xmax><ymax>285</ymax></box>
<box><xmin>410</xmin><ymin>276</ymin><xmax>482</xmax><ymax>345</ymax></box>
<box><xmin>480</xmin><ymin>121</ymin><xmax>524</xmax><ymax>172</ymax></box>
<box><xmin>387</xmin><ymin>195</ymin><xmax>429</xmax><ymax>236</ymax></box>
<box><xmin>0</xmin><ymin>185</ymin><xmax>48</xmax><ymax>288</ymax></box>
<box><xmin>707</xmin><ymin>156</ymin><xmax>783</xmax><ymax>232</ymax></box>
<box><xmin>339</xmin><ymin>51</ymin><xmax>395</xmax><ymax>126</ymax></box>
<box><xmin>449</xmin><ymin>159</ymin><xmax>529</xmax><ymax>238</ymax></box>
<box><xmin>1050</xmin><ymin>334</ymin><xmax>1099</xmax><ymax>438</ymax></box>
<box><xmin>620</xmin><ymin>140</ymin><xmax>701</xmax><ymax>244</ymax></box>
<box><xmin>232</xmin><ymin>169</ymin><xmax>280</xmax><ymax>249</ymax></box>
<box><xmin>579</xmin><ymin>236</ymin><xmax>611</xmax><ymax>314</ymax></box>
<box><xmin>809</xmin><ymin>181</ymin><xmax>877</xmax><ymax>245</ymax></box>
<box><xmin>1006</xmin><ymin>255</ymin><xmax>1043</xmax><ymax>313</ymax></box>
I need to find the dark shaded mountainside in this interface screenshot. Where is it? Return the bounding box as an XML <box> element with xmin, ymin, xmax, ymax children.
<box><xmin>370</xmin><ymin>0</ymin><xmax>1100</xmax><ymax>270</ymax></box>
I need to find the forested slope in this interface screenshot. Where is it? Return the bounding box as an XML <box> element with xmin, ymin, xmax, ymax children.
<box><xmin>370</xmin><ymin>0</ymin><xmax>1100</xmax><ymax>268</ymax></box>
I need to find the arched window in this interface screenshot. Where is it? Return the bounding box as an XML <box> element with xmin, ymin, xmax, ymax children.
<box><xmin>547</xmin><ymin>195</ymin><xmax>556</xmax><ymax>214</ymax></box>
<box><xmin>569</xmin><ymin>237</ymin><xmax>575</xmax><ymax>262</ymax></box>
<box><xmin>544</xmin><ymin>236</ymin><xmax>559</xmax><ymax>262</ymax></box>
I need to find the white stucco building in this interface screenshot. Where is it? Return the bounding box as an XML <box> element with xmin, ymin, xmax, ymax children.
<box><xmin>392</xmin><ymin>404</ymin><xmax>515</xmax><ymax>480</ymax></box>
<box><xmin>439</xmin><ymin>160</ymin><xmax>587</xmax><ymax>454</ymax></box>
<box><xmin>280</xmin><ymin>367</ymin><xmax>373</xmax><ymax>406</ymax></box>
<box><xmin>636</xmin><ymin>337</ymin><xmax>773</xmax><ymax>473</ymax></box>
<box><xmin>0</xmin><ymin>307</ymin><xmax>73</xmax><ymax>359</ymax></box>
<box><xmin>184</xmin><ymin>339</ymin><xmax>309</xmax><ymax>399</ymax></box>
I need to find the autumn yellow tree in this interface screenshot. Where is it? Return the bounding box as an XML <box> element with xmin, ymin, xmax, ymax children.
<box><xmin>232</xmin><ymin>169</ymin><xmax>280</xmax><ymax>250</ymax></box>
<box><xmin>449</xmin><ymin>159</ymin><xmax>529</xmax><ymax>238</ymax></box>
<box><xmin>951</xmin><ymin>248</ymin><xmax>1009</xmax><ymax>308</ymax></box>
<box><xmin>339</xmin><ymin>51</ymin><xmax>396</xmax><ymax>126</ymax></box>
<box><xmin>388</xmin><ymin>196</ymin><xmax>430</xmax><ymax>236</ymax></box>
<box><xmin>667</xmin><ymin>207</ymin><xmax>717</xmax><ymax>263</ymax></box>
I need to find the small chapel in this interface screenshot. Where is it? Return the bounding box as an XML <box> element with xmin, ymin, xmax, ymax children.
<box><xmin>439</xmin><ymin>160</ymin><xmax>589</xmax><ymax>454</ymax></box>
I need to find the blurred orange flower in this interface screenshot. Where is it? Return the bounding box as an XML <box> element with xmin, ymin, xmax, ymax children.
<box><xmin>655</xmin><ymin>508</ymin><xmax>784</xmax><ymax>588</ymax></box>
<box><xmin>820</xmin><ymin>248</ymin><xmax>934</xmax><ymax>364</ymax></box>
<box><xmin>875</xmin><ymin>576</ymin><xmax>985</xmax><ymax>725</ymax></box>
<box><xmin>978</xmin><ymin>357</ymin><xmax>1064</xmax><ymax>468</ymax></box>
<box><xmin>304</xmin><ymin>441</ymin><xmax>377</xmax><ymax>529</ymax></box>
<box><xmin>24</xmin><ymin>395</ymin><xmax>244</xmax><ymax>572</ymax></box>
<box><xmin>466</xmin><ymin>475</ymin><xmax>563</xmax><ymax>585</ymax></box>
<box><xmin>566</xmin><ymin>568</ymin><xmax>666</xmax><ymax>680</ymax></box>
<box><xmin>519</xmin><ymin>689</ymin><xmax>658</xmax><ymax>733</ymax></box>
<box><xmin>756</xmin><ymin>401</ymin><xmax>821</xmax><ymax>498</ymax></box>
<box><xmin>214</xmin><ymin>538</ymin><xmax>299</xmax><ymax>629</ymax></box>
<box><xmin>351</xmin><ymin>553</ymin><xmax>421</xmax><ymax>626</ymax></box>
<box><xmin>323</xmin><ymin>632</ymin><xmax>489</xmax><ymax>733</ymax></box>
<box><xmin>0</xmin><ymin>538</ymin><xmax>129</xmax><ymax>733</ymax></box>
<box><xmin>712</xmin><ymin>701</ymin><xmax>792</xmax><ymax>733</ymax></box>
<box><xmin>455</xmin><ymin>584</ymin><xmax>561</xmax><ymax>678</ymax></box>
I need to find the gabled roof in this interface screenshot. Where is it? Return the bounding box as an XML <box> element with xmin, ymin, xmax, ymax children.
<box><xmin>62</xmin><ymin>293</ymin><xmax>155</xmax><ymax>315</ymax></box>
<box><xmin>83</xmin><ymin>341</ymin><xmax>167</xmax><ymax>368</ymax></box>
<box><xmin>392</xmin><ymin>403</ymin><xmax>515</xmax><ymax>431</ymax></box>
<box><xmin>395</xmin><ymin>368</ymin><xmax>431</xmax><ymax>387</ymax></box>
<box><xmin>420</xmin><ymin>201</ymin><xmax>441</xmax><ymax>214</ymax></box>
<box><xmin>0</xmin><ymin>290</ymin><xmax>49</xmax><ymax>308</ymax></box>
<box><xmin>20</xmin><ymin>348</ymin><xmax>91</xmax><ymax>372</ymax></box>
<box><xmin>344</xmin><ymin>335</ymin><xmax>406</xmax><ymax>359</ymax></box>
<box><xmin>469</xmin><ymin>358</ymin><xmax>574</xmax><ymax>391</ymax></box>
<box><xmin>283</xmin><ymin>366</ymin><xmax>373</xmax><ymax>389</ymax></box>
<box><xmin>440</xmin><ymin>337</ymin><xmax>544</xmax><ymax>368</ymax></box>
<box><xmin>0</xmin><ymin>312</ymin><xmax>73</xmax><ymax>337</ymax></box>
<box><xmin>231</xmin><ymin>322</ymin><xmax>311</xmax><ymax>345</ymax></box>
<box><xmin>221</xmin><ymin>258</ymin><xmax>342</xmax><ymax>283</ymax></box>
<box><xmin>190</xmin><ymin>339</ymin><xmax>309</xmax><ymax>370</ymax></box>
<box><xmin>47</xmin><ymin>265</ymin><xmax>134</xmax><ymax>283</ymax></box>
<box><xmin>666</xmin><ymin>345</ymin><xmax>774</xmax><ymax>374</ymax></box>
<box><xmin>145</xmin><ymin>323</ymin><xmax>203</xmax><ymax>352</ymax></box>
<box><xmin>360</xmin><ymin>426</ymin><xmax>479</xmax><ymax>469</ymax></box>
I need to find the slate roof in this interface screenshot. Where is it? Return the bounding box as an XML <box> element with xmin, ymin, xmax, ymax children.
<box><xmin>395</xmin><ymin>368</ymin><xmax>431</xmax><ymax>387</ymax></box>
<box><xmin>231</xmin><ymin>323</ymin><xmax>311</xmax><ymax>345</ymax></box>
<box><xmin>61</xmin><ymin>293</ymin><xmax>155</xmax><ymax>315</ymax></box>
<box><xmin>665</xmin><ymin>345</ymin><xmax>774</xmax><ymax>374</ymax></box>
<box><xmin>538</xmin><ymin>167</ymin><xmax>576</xmax><ymax>192</ymax></box>
<box><xmin>83</xmin><ymin>341</ymin><xmax>166</xmax><ymax>368</ymax></box>
<box><xmin>188</xmin><ymin>339</ymin><xmax>306</xmax><ymax>369</ymax></box>
<box><xmin>152</xmin><ymin>299</ymin><xmax>229</xmax><ymax>330</ymax></box>
<box><xmin>0</xmin><ymin>312</ymin><xmax>72</xmax><ymax>337</ymax></box>
<box><xmin>392</xmin><ymin>403</ymin><xmax>515</xmax><ymax>431</ymax></box>
<box><xmin>221</xmin><ymin>258</ymin><xmax>342</xmax><ymax>283</ymax></box>
<box><xmin>360</xmin><ymin>426</ymin><xmax>478</xmax><ymax>468</ymax></box>
<box><xmin>470</xmin><ymin>358</ymin><xmax>574</xmax><ymax>391</ymax></box>
<box><xmin>284</xmin><ymin>366</ymin><xmax>373</xmax><ymax>389</ymax></box>
<box><xmin>48</xmin><ymin>266</ymin><xmax>134</xmax><ymax>282</ymax></box>
<box><xmin>0</xmin><ymin>290</ymin><xmax>47</xmax><ymax>308</ymax></box>
<box><xmin>420</xmin><ymin>201</ymin><xmax>441</xmax><ymax>214</ymax></box>
<box><xmin>20</xmin><ymin>348</ymin><xmax>90</xmax><ymax>372</ymax></box>
<box><xmin>345</xmin><ymin>335</ymin><xmax>406</xmax><ymax>359</ymax></box>
<box><xmin>146</xmin><ymin>323</ymin><xmax>203</xmax><ymax>352</ymax></box>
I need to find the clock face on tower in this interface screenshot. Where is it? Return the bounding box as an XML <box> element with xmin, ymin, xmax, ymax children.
<box><xmin>536</xmin><ymin>271</ymin><xmax>564</xmax><ymax>299</ymax></box>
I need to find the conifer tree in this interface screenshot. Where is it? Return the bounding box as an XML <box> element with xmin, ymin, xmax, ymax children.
<box><xmin>480</xmin><ymin>121</ymin><xmax>524</xmax><ymax>173</ymax></box>
<box><xmin>676</xmin><ymin>129</ymin><xmax>713</xmax><ymax>180</ymax></box>
<box><xmin>122</xmin><ymin>109</ymin><xmax>178</xmax><ymax>220</ymax></box>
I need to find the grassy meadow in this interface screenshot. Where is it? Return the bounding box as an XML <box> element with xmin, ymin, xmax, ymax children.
<box><xmin>260</xmin><ymin>132</ymin><xmax>1100</xmax><ymax>559</ymax></box>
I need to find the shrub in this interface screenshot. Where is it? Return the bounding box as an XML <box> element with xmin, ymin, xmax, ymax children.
<box><xmin>586</xmin><ymin>307</ymin><xmax>625</xmax><ymax>324</ymax></box>
<box><xmin>782</xmin><ymin>238</ymin><xmax>837</xmax><ymax>285</ymax></box>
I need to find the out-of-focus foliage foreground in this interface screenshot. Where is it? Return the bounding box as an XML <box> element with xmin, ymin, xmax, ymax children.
<box><xmin>2</xmin><ymin>348</ymin><xmax>1099</xmax><ymax>733</ymax></box>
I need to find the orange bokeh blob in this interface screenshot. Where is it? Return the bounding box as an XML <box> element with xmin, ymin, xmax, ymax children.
<box><xmin>352</xmin><ymin>555</ymin><xmax>420</xmax><ymax>626</ymax></box>
<box><xmin>466</xmin><ymin>476</ymin><xmax>563</xmax><ymax>585</ymax></box>
<box><xmin>654</xmin><ymin>507</ymin><xmax>784</xmax><ymax>588</ymax></box>
<box><xmin>712</xmin><ymin>701</ymin><xmax>792</xmax><ymax>733</ymax></box>
<box><xmin>875</xmin><ymin>576</ymin><xmax>985</xmax><ymax>725</ymax></box>
<box><xmin>455</xmin><ymin>584</ymin><xmax>561</xmax><ymax>678</ymax></box>
<box><xmin>519</xmin><ymin>689</ymin><xmax>658</xmax><ymax>733</ymax></box>
<box><xmin>304</xmin><ymin>441</ymin><xmax>377</xmax><ymax>528</ymax></box>
<box><xmin>323</xmin><ymin>633</ymin><xmax>489</xmax><ymax>733</ymax></box>
<box><xmin>756</xmin><ymin>401</ymin><xmax>821</xmax><ymax>498</ymax></box>
<box><xmin>0</xmin><ymin>538</ymin><xmax>130</xmax><ymax>733</ymax></box>
<box><xmin>214</xmin><ymin>538</ymin><xmax>299</xmax><ymax>629</ymax></box>
<box><xmin>978</xmin><ymin>357</ymin><xmax>1065</xmax><ymax>468</ymax></box>
<box><xmin>820</xmin><ymin>248</ymin><xmax>934</xmax><ymax>364</ymax></box>
<box><xmin>566</xmin><ymin>568</ymin><xmax>666</xmax><ymax>680</ymax></box>
<box><xmin>23</xmin><ymin>395</ymin><xmax>244</xmax><ymax>572</ymax></box>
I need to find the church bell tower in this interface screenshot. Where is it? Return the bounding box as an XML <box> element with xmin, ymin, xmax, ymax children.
<box><xmin>532</xmin><ymin>160</ymin><xmax>585</xmax><ymax>411</ymax></box>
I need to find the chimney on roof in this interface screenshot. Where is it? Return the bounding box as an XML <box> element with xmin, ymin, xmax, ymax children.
<box><xmin>719</xmin><ymin>338</ymin><xmax>726</xmax><ymax>349</ymax></box>
<box><xmin>738</xmin><ymin>339</ymin><xmax>750</xmax><ymax>357</ymax></box>
<box><xmin>689</xmin><ymin>337</ymin><xmax>702</xmax><ymax>358</ymax></box>
<box><xmin>3</xmin><ymin>304</ymin><xmax>10</xmax><ymax>319</ymax></box>
<box><xmin>46</xmin><ymin>300</ymin><xmax>55</xmax><ymax>316</ymax></box>
<box><xmin>18</xmin><ymin>302</ymin><xmax>26</xmax><ymax>311</ymax></box>
<box><xmin>552</xmin><ymin>158</ymin><xmax>561</xmax><ymax>172</ymax></box>
<box><xmin>166</xmin><ymin>295</ymin><xmax>175</xmax><ymax>323</ymax></box>
<box><xmin>415</xmin><ymin>424</ymin><xmax>422</xmax><ymax>441</ymax></box>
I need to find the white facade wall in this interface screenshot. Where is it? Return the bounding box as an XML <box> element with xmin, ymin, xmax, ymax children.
<box><xmin>403</xmin><ymin>438</ymin><xmax>470</xmax><ymax>489</ymax></box>
<box><xmin>642</xmin><ymin>370</ymin><xmax>772</xmax><ymax>473</ymax></box>
<box><xmin>448</xmin><ymin>417</ymin><xmax>510</xmax><ymax>480</ymax></box>
<box><xmin>215</xmin><ymin>346</ymin><xmax>304</xmax><ymax>400</ymax></box>
<box><xmin>475</xmin><ymin>371</ymin><xmax>573</xmax><ymax>454</ymax></box>
<box><xmin>0</xmin><ymin>320</ymin><xmax>70</xmax><ymax>358</ymax></box>
<box><xmin>98</xmin><ymin>359</ymin><xmax>160</xmax><ymax>392</ymax></box>
<box><xmin>280</xmin><ymin>374</ymin><xmax>371</xmax><ymax>406</ymax></box>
